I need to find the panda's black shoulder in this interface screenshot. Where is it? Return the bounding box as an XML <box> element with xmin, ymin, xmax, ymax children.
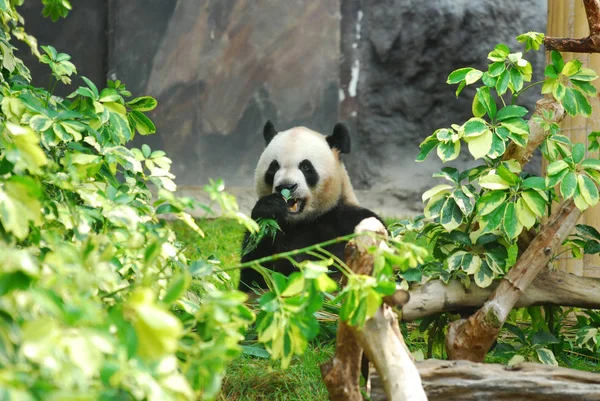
<box><xmin>322</xmin><ymin>201</ymin><xmax>385</xmax><ymax>235</ymax></box>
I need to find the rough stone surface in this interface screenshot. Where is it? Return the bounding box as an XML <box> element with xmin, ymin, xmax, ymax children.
<box><xmin>110</xmin><ymin>0</ymin><xmax>340</xmax><ymax>188</ymax></box>
<box><xmin>18</xmin><ymin>1</ymin><xmax>106</xmax><ymax>97</ymax></box>
<box><xmin>350</xmin><ymin>0</ymin><xmax>547</xmax><ymax>214</ymax></box>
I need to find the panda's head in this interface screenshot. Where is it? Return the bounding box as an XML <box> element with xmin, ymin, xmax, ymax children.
<box><xmin>254</xmin><ymin>121</ymin><xmax>358</xmax><ymax>222</ymax></box>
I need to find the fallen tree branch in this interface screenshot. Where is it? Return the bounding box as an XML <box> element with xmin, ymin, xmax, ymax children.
<box><xmin>446</xmin><ymin>199</ymin><xmax>582</xmax><ymax>361</ymax></box>
<box><xmin>544</xmin><ymin>0</ymin><xmax>600</xmax><ymax>53</ymax></box>
<box><xmin>369</xmin><ymin>360</ymin><xmax>600</xmax><ymax>401</ymax></box>
<box><xmin>401</xmin><ymin>268</ymin><xmax>600</xmax><ymax>321</ymax></box>
<box><xmin>321</xmin><ymin>218</ymin><xmax>427</xmax><ymax>401</ymax></box>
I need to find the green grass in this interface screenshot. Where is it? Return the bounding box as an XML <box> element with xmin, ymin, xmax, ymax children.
<box><xmin>218</xmin><ymin>343</ymin><xmax>334</xmax><ymax>401</ymax></box>
<box><xmin>170</xmin><ymin>217</ymin><xmax>245</xmax><ymax>287</ymax></box>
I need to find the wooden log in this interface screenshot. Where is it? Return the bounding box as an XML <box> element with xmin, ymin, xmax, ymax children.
<box><xmin>354</xmin><ymin>303</ymin><xmax>427</xmax><ymax>401</ymax></box>
<box><xmin>401</xmin><ymin>268</ymin><xmax>600</xmax><ymax>321</ymax></box>
<box><xmin>370</xmin><ymin>359</ymin><xmax>600</xmax><ymax>401</ymax></box>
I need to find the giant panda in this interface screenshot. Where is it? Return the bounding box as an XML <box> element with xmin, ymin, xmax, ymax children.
<box><xmin>238</xmin><ymin>121</ymin><xmax>384</xmax><ymax>291</ymax></box>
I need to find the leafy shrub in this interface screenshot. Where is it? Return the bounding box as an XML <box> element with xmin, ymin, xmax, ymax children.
<box><xmin>400</xmin><ymin>31</ymin><xmax>600</xmax><ymax>365</ymax></box>
<box><xmin>412</xmin><ymin>32</ymin><xmax>598</xmax><ymax>288</ymax></box>
<box><xmin>0</xmin><ymin>2</ymin><xmax>263</xmax><ymax>400</ymax></box>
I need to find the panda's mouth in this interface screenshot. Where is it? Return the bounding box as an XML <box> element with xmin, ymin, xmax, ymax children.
<box><xmin>286</xmin><ymin>197</ymin><xmax>305</xmax><ymax>214</ymax></box>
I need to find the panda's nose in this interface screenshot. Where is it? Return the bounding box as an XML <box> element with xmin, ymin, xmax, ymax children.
<box><xmin>275</xmin><ymin>183</ymin><xmax>298</xmax><ymax>194</ymax></box>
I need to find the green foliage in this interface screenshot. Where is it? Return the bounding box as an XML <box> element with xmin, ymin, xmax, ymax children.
<box><xmin>40</xmin><ymin>45</ymin><xmax>76</xmax><ymax>84</ymax></box>
<box><xmin>0</xmin><ymin>2</ymin><xmax>263</xmax><ymax>400</ymax></box>
<box><xmin>406</xmin><ymin>31</ymin><xmax>600</xmax><ymax>367</ymax></box>
<box><xmin>41</xmin><ymin>0</ymin><xmax>71</xmax><ymax>22</ymax></box>
<box><xmin>542</xmin><ymin>51</ymin><xmax>597</xmax><ymax>117</ymax></box>
<box><xmin>412</xmin><ymin>32</ymin><xmax>600</xmax><ymax>289</ymax></box>
<box><xmin>574</xmin><ymin>310</ymin><xmax>600</xmax><ymax>354</ymax></box>
<box><xmin>242</xmin><ymin>218</ymin><xmax>281</xmax><ymax>256</ymax></box>
<box><xmin>0</xmin><ymin>4</ymin><xmax>432</xmax><ymax>398</ymax></box>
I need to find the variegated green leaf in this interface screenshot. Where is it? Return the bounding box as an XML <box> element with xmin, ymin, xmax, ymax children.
<box><xmin>474</xmin><ymin>261</ymin><xmax>495</xmax><ymax>288</ymax></box>
<box><xmin>422</xmin><ymin>184</ymin><xmax>453</xmax><ymax>202</ymax></box>
<box><xmin>479</xmin><ymin>174</ymin><xmax>511</xmax><ymax>190</ymax></box>
<box><xmin>477</xmin><ymin>191</ymin><xmax>507</xmax><ymax>215</ymax></box>
<box><xmin>560</xmin><ymin>171</ymin><xmax>577</xmax><ymax>199</ymax></box>
<box><xmin>578</xmin><ymin>174</ymin><xmax>599</xmax><ymax>207</ymax></box>
<box><xmin>573</xmin><ymin>186</ymin><xmax>590</xmax><ymax>211</ymax></box>
<box><xmin>440</xmin><ymin>197</ymin><xmax>463</xmax><ymax>231</ymax></box>
<box><xmin>437</xmin><ymin>140</ymin><xmax>460</xmax><ymax>162</ymax></box>
<box><xmin>452</xmin><ymin>188</ymin><xmax>475</xmax><ymax>216</ymax></box>
<box><xmin>516</xmin><ymin>198</ymin><xmax>536</xmax><ymax>229</ymax></box>
<box><xmin>521</xmin><ymin>189</ymin><xmax>547</xmax><ymax>217</ymax></box>
<box><xmin>502</xmin><ymin>202</ymin><xmax>522</xmax><ymax>240</ymax></box>
<box><xmin>536</xmin><ymin>348</ymin><xmax>558</xmax><ymax>366</ymax></box>
<box><xmin>547</xmin><ymin>159</ymin><xmax>570</xmax><ymax>176</ymax></box>
<box><xmin>465</xmin><ymin>129</ymin><xmax>493</xmax><ymax>159</ymax></box>
<box><xmin>424</xmin><ymin>192</ymin><xmax>448</xmax><ymax>219</ymax></box>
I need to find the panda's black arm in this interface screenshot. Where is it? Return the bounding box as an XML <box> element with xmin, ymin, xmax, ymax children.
<box><xmin>336</xmin><ymin>205</ymin><xmax>386</xmax><ymax>235</ymax></box>
<box><xmin>238</xmin><ymin>194</ymin><xmax>287</xmax><ymax>291</ymax></box>
<box><xmin>250</xmin><ymin>193</ymin><xmax>289</xmax><ymax>220</ymax></box>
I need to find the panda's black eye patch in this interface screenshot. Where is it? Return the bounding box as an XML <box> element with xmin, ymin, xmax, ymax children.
<box><xmin>299</xmin><ymin>159</ymin><xmax>318</xmax><ymax>187</ymax></box>
<box><xmin>264</xmin><ymin>160</ymin><xmax>279</xmax><ymax>186</ymax></box>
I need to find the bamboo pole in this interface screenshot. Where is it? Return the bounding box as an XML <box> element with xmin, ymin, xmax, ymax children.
<box><xmin>547</xmin><ymin>0</ymin><xmax>600</xmax><ymax>277</ymax></box>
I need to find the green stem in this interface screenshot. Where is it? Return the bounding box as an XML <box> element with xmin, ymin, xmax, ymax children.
<box><xmin>513</xmin><ymin>81</ymin><xmax>544</xmax><ymax>100</ymax></box>
<box><xmin>310</xmin><ymin>247</ymin><xmax>353</xmax><ymax>276</ymax></box>
<box><xmin>227</xmin><ymin>233</ymin><xmax>361</xmax><ymax>272</ymax></box>
<box><xmin>224</xmin><ymin>231</ymin><xmax>387</xmax><ymax>273</ymax></box>
<box><xmin>45</xmin><ymin>77</ymin><xmax>58</xmax><ymax>106</ymax></box>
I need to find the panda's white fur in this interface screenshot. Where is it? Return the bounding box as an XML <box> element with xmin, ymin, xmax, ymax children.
<box><xmin>254</xmin><ymin>126</ymin><xmax>358</xmax><ymax>222</ymax></box>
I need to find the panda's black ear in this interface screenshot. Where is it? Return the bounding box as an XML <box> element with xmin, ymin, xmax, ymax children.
<box><xmin>263</xmin><ymin>120</ymin><xmax>277</xmax><ymax>145</ymax></box>
<box><xmin>327</xmin><ymin>123</ymin><xmax>351</xmax><ymax>154</ymax></box>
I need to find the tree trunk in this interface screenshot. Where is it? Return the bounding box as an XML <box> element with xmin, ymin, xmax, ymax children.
<box><xmin>369</xmin><ymin>360</ymin><xmax>600</xmax><ymax>401</ymax></box>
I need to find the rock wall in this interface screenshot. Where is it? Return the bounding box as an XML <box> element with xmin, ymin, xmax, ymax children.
<box><xmin>18</xmin><ymin>1</ymin><xmax>106</xmax><ymax>97</ymax></box>
<box><xmin>346</xmin><ymin>0</ymin><xmax>547</xmax><ymax>213</ymax></box>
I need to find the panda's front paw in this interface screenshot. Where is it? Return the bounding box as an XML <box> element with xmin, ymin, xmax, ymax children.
<box><xmin>251</xmin><ymin>193</ymin><xmax>288</xmax><ymax>220</ymax></box>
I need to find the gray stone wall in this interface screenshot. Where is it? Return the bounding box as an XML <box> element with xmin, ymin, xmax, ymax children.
<box><xmin>346</xmin><ymin>0</ymin><xmax>547</xmax><ymax>214</ymax></box>
<box><xmin>22</xmin><ymin>0</ymin><xmax>547</xmax><ymax>216</ymax></box>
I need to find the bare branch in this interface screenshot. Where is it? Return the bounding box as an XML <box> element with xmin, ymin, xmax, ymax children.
<box><xmin>503</xmin><ymin>97</ymin><xmax>565</xmax><ymax>166</ymax></box>
<box><xmin>322</xmin><ymin>218</ymin><xmax>428</xmax><ymax>401</ymax></box>
<box><xmin>544</xmin><ymin>0</ymin><xmax>600</xmax><ymax>52</ymax></box>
